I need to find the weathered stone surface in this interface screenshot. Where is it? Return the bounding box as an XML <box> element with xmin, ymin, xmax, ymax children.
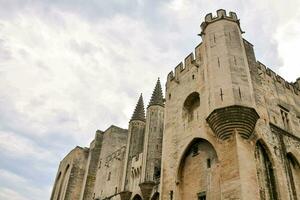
<box><xmin>50</xmin><ymin>9</ymin><xmax>300</xmax><ymax>200</ymax></box>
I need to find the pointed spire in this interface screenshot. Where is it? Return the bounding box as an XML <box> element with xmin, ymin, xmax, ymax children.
<box><xmin>130</xmin><ymin>94</ymin><xmax>146</xmax><ymax>122</ymax></box>
<box><xmin>148</xmin><ymin>78</ymin><xmax>164</xmax><ymax>107</ymax></box>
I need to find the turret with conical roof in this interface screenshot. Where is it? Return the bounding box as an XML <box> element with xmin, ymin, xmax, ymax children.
<box><xmin>131</xmin><ymin>94</ymin><xmax>146</xmax><ymax>122</ymax></box>
<box><xmin>140</xmin><ymin>79</ymin><xmax>165</xmax><ymax>197</ymax></box>
<box><xmin>122</xmin><ymin>94</ymin><xmax>146</xmax><ymax>192</ymax></box>
<box><xmin>148</xmin><ymin>78</ymin><xmax>164</xmax><ymax>108</ymax></box>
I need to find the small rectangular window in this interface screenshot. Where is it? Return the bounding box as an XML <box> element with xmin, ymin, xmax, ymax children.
<box><xmin>107</xmin><ymin>172</ymin><xmax>111</xmax><ymax>181</ymax></box>
<box><xmin>154</xmin><ymin>166</ymin><xmax>161</xmax><ymax>179</ymax></box>
<box><xmin>198</xmin><ymin>191</ymin><xmax>206</xmax><ymax>200</ymax></box>
<box><xmin>169</xmin><ymin>190</ymin><xmax>173</xmax><ymax>200</ymax></box>
<box><xmin>207</xmin><ymin>158</ymin><xmax>211</xmax><ymax>168</ymax></box>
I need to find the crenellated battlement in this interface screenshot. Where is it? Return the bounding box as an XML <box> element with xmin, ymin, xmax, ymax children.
<box><xmin>200</xmin><ymin>9</ymin><xmax>241</xmax><ymax>34</ymax></box>
<box><xmin>256</xmin><ymin>61</ymin><xmax>300</xmax><ymax>95</ymax></box>
<box><xmin>167</xmin><ymin>52</ymin><xmax>198</xmax><ymax>84</ymax></box>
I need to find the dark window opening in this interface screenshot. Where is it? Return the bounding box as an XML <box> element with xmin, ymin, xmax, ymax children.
<box><xmin>107</xmin><ymin>172</ymin><xmax>111</xmax><ymax>181</ymax></box>
<box><xmin>198</xmin><ymin>191</ymin><xmax>206</xmax><ymax>200</ymax></box>
<box><xmin>169</xmin><ymin>190</ymin><xmax>173</xmax><ymax>200</ymax></box>
<box><xmin>192</xmin><ymin>74</ymin><xmax>195</xmax><ymax>80</ymax></box>
<box><xmin>207</xmin><ymin>158</ymin><xmax>211</xmax><ymax>168</ymax></box>
<box><xmin>154</xmin><ymin>166</ymin><xmax>161</xmax><ymax>179</ymax></box>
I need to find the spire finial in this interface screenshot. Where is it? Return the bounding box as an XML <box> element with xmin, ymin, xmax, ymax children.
<box><xmin>130</xmin><ymin>93</ymin><xmax>146</xmax><ymax>122</ymax></box>
<box><xmin>148</xmin><ymin>78</ymin><xmax>164</xmax><ymax>107</ymax></box>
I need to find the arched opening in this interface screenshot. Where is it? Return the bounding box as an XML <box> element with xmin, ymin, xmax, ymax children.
<box><xmin>255</xmin><ymin>141</ymin><xmax>278</xmax><ymax>200</ymax></box>
<box><xmin>57</xmin><ymin>164</ymin><xmax>70</xmax><ymax>200</ymax></box>
<box><xmin>50</xmin><ymin>172</ymin><xmax>61</xmax><ymax>200</ymax></box>
<box><xmin>151</xmin><ymin>192</ymin><xmax>159</xmax><ymax>200</ymax></box>
<box><xmin>178</xmin><ymin>138</ymin><xmax>220</xmax><ymax>199</ymax></box>
<box><xmin>287</xmin><ymin>152</ymin><xmax>300</xmax><ymax>197</ymax></box>
<box><xmin>183</xmin><ymin>92</ymin><xmax>200</xmax><ymax>121</ymax></box>
<box><xmin>132</xmin><ymin>194</ymin><xmax>142</xmax><ymax>200</ymax></box>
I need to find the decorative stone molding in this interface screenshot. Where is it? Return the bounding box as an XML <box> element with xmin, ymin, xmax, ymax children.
<box><xmin>139</xmin><ymin>181</ymin><xmax>156</xmax><ymax>200</ymax></box>
<box><xmin>270</xmin><ymin>123</ymin><xmax>300</xmax><ymax>142</ymax></box>
<box><xmin>206</xmin><ymin>105</ymin><xmax>259</xmax><ymax>140</ymax></box>
<box><xmin>119</xmin><ymin>191</ymin><xmax>132</xmax><ymax>200</ymax></box>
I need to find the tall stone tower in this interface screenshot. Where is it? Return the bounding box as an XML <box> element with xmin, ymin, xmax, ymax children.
<box><xmin>161</xmin><ymin>9</ymin><xmax>260</xmax><ymax>200</ymax></box>
<box><xmin>140</xmin><ymin>79</ymin><xmax>164</xmax><ymax>200</ymax></box>
<box><xmin>122</xmin><ymin>94</ymin><xmax>146</xmax><ymax>196</ymax></box>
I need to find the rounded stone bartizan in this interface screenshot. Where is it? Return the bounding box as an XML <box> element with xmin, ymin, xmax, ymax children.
<box><xmin>206</xmin><ymin>105</ymin><xmax>260</xmax><ymax>140</ymax></box>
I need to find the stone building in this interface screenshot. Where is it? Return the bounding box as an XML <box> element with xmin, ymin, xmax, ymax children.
<box><xmin>50</xmin><ymin>9</ymin><xmax>300</xmax><ymax>200</ymax></box>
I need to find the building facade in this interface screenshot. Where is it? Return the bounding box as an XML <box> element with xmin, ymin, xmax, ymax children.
<box><xmin>50</xmin><ymin>10</ymin><xmax>300</xmax><ymax>200</ymax></box>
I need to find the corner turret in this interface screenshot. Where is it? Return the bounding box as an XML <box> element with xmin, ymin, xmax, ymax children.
<box><xmin>200</xmin><ymin>9</ymin><xmax>242</xmax><ymax>35</ymax></box>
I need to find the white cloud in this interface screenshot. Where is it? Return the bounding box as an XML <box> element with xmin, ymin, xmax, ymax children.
<box><xmin>0</xmin><ymin>4</ymin><xmax>182</xmax><ymax>199</ymax></box>
<box><xmin>0</xmin><ymin>130</ymin><xmax>54</xmax><ymax>160</ymax></box>
<box><xmin>0</xmin><ymin>188</ymin><xmax>27</xmax><ymax>200</ymax></box>
<box><xmin>0</xmin><ymin>169</ymin><xmax>50</xmax><ymax>200</ymax></box>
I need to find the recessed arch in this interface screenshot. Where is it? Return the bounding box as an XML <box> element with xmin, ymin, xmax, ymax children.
<box><xmin>176</xmin><ymin>138</ymin><xmax>218</xmax><ymax>181</ymax></box>
<box><xmin>50</xmin><ymin>171</ymin><xmax>62</xmax><ymax>200</ymax></box>
<box><xmin>287</xmin><ymin>152</ymin><xmax>300</xmax><ymax>168</ymax></box>
<box><xmin>132</xmin><ymin>194</ymin><xmax>142</xmax><ymax>200</ymax></box>
<box><xmin>57</xmin><ymin>164</ymin><xmax>70</xmax><ymax>200</ymax></box>
<box><xmin>287</xmin><ymin>152</ymin><xmax>300</xmax><ymax>197</ymax></box>
<box><xmin>177</xmin><ymin>138</ymin><xmax>220</xmax><ymax>199</ymax></box>
<box><xmin>255</xmin><ymin>140</ymin><xmax>278</xmax><ymax>200</ymax></box>
<box><xmin>183</xmin><ymin>92</ymin><xmax>200</xmax><ymax>121</ymax></box>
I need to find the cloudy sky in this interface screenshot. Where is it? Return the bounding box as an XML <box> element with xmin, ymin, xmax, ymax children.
<box><xmin>0</xmin><ymin>0</ymin><xmax>299</xmax><ymax>199</ymax></box>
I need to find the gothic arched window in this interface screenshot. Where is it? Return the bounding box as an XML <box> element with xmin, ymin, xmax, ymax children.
<box><xmin>287</xmin><ymin>153</ymin><xmax>300</xmax><ymax>197</ymax></box>
<box><xmin>255</xmin><ymin>141</ymin><xmax>278</xmax><ymax>200</ymax></box>
<box><xmin>183</xmin><ymin>92</ymin><xmax>200</xmax><ymax>121</ymax></box>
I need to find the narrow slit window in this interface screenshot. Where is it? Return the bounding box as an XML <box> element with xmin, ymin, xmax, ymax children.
<box><xmin>107</xmin><ymin>172</ymin><xmax>111</xmax><ymax>181</ymax></box>
<box><xmin>207</xmin><ymin>158</ymin><xmax>211</xmax><ymax>168</ymax></box>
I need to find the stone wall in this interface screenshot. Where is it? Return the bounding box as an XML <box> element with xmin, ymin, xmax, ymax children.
<box><xmin>50</xmin><ymin>147</ymin><xmax>89</xmax><ymax>200</ymax></box>
<box><xmin>93</xmin><ymin>125</ymin><xmax>128</xmax><ymax>199</ymax></box>
<box><xmin>80</xmin><ymin>131</ymin><xmax>104</xmax><ymax>200</ymax></box>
